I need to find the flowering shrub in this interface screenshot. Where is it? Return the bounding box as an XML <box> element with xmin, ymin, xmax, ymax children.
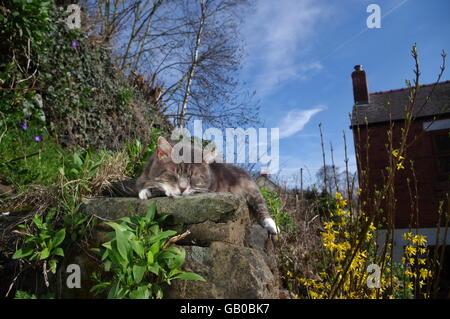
<box><xmin>290</xmin><ymin>192</ymin><xmax>435</xmax><ymax>299</ymax></box>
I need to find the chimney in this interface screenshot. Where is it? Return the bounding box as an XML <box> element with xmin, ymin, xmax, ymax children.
<box><xmin>351</xmin><ymin>65</ymin><xmax>369</xmax><ymax>104</ymax></box>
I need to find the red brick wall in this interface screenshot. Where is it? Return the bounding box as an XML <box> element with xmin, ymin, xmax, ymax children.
<box><xmin>353</xmin><ymin>117</ymin><xmax>450</xmax><ymax>228</ymax></box>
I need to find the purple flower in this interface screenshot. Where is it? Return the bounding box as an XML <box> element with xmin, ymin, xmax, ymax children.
<box><xmin>22</xmin><ymin>122</ymin><xmax>28</xmax><ymax>131</ymax></box>
<box><xmin>34</xmin><ymin>136</ymin><xmax>42</xmax><ymax>142</ymax></box>
<box><xmin>71</xmin><ymin>40</ymin><xmax>77</xmax><ymax>48</ymax></box>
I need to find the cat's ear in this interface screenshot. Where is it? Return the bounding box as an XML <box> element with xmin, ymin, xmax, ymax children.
<box><xmin>157</xmin><ymin>137</ymin><xmax>173</xmax><ymax>160</ymax></box>
<box><xmin>203</xmin><ymin>146</ymin><xmax>218</xmax><ymax>164</ymax></box>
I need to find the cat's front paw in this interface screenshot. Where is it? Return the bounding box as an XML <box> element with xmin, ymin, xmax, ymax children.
<box><xmin>262</xmin><ymin>217</ymin><xmax>280</xmax><ymax>235</ymax></box>
<box><xmin>138</xmin><ymin>188</ymin><xmax>152</xmax><ymax>200</ymax></box>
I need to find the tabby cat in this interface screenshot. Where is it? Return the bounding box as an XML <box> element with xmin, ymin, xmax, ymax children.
<box><xmin>136</xmin><ymin>137</ymin><xmax>279</xmax><ymax>234</ymax></box>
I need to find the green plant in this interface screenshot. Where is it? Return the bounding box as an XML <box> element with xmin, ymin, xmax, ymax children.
<box><xmin>261</xmin><ymin>189</ymin><xmax>297</xmax><ymax>233</ymax></box>
<box><xmin>12</xmin><ymin>208</ymin><xmax>66</xmax><ymax>275</ymax></box>
<box><xmin>14</xmin><ymin>290</ymin><xmax>55</xmax><ymax>299</ymax></box>
<box><xmin>90</xmin><ymin>202</ymin><xmax>205</xmax><ymax>299</ymax></box>
<box><xmin>125</xmin><ymin>130</ymin><xmax>161</xmax><ymax>176</ymax></box>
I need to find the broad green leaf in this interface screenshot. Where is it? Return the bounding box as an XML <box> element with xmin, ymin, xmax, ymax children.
<box><xmin>105</xmin><ymin>222</ymin><xmax>127</xmax><ymax>233</ymax></box>
<box><xmin>149</xmin><ymin>224</ymin><xmax>159</xmax><ymax>234</ymax></box>
<box><xmin>169</xmin><ymin>269</ymin><xmax>182</xmax><ymax>278</ymax></box>
<box><xmin>130</xmin><ymin>240</ymin><xmax>144</xmax><ymax>258</ymax></box>
<box><xmin>53</xmin><ymin>247</ymin><xmax>64</xmax><ymax>257</ymax></box>
<box><xmin>33</xmin><ymin>215</ymin><xmax>44</xmax><ymax>229</ymax></box>
<box><xmin>39</xmin><ymin>248</ymin><xmax>50</xmax><ymax>260</ymax></box>
<box><xmin>174</xmin><ymin>272</ymin><xmax>206</xmax><ymax>282</ymax></box>
<box><xmin>145</xmin><ymin>202</ymin><xmax>156</xmax><ymax>221</ymax></box>
<box><xmin>147</xmin><ymin>230</ymin><xmax>177</xmax><ymax>244</ymax></box>
<box><xmin>12</xmin><ymin>247</ymin><xmax>33</xmax><ymax>259</ymax></box>
<box><xmin>169</xmin><ymin>249</ymin><xmax>185</xmax><ymax>270</ymax></box>
<box><xmin>132</xmin><ymin>263</ymin><xmax>146</xmax><ymax>284</ymax></box>
<box><xmin>73</xmin><ymin>152</ymin><xmax>83</xmax><ymax>168</ymax></box>
<box><xmin>147</xmin><ymin>263</ymin><xmax>160</xmax><ymax>276</ymax></box>
<box><xmin>115</xmin><ymin>230</ymin><xmax>130</xmax><ymax>262</ymax></box>
<box><xmin>53</xmin><ymin>228</ymin><xmax>66</xmax><ymax>247</ymax></box>
<box><xmin>150</xmin><ymin>241</ymin><xmax>160</xmax><ymax>256</ymax></box>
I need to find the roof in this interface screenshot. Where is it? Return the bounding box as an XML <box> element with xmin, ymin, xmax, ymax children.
<box><xmin>351</xmin><ymin>80</ymin><xmax>450</xmax><ymax>126</ymax></box>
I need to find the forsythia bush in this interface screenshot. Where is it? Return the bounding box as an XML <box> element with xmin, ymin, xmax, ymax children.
<box><xmin>293</xmin><ymin>192</ymin><xmax>433</xmax><ymax>299</ymax></box>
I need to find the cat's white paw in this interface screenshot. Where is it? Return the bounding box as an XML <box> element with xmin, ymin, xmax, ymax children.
<box><xmin>138</xmin><ymin>189</ymin><xmax>152</xmax><ymax>200</ymax></box>
<box><xmin>262</xmin><ymin>217</ymin><xmax>280</xmax><ymax>235</ymax></box>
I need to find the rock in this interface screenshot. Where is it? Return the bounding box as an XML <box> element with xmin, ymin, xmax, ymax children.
<box><xmin>81</xmin><ymin>192</ymin><xmax>243</xmax><ymax>225</ymax></box>
<box><xmin>165</xmin><ymin>242</ymin><xmax>278</xmax><ymax>299</ymax></box>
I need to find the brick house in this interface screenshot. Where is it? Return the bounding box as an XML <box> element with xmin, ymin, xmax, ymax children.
<box><xmin>350</xmin><ymin>65</ymin><xmax>450</xmax><ymax>267</ymax></box>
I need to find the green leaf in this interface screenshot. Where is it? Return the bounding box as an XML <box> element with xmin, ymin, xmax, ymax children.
<box><xmin>174</xmin><ymin>272</ymin><xmax>206</xmax><ymax>282</ymax></box>
<box><xmin>150</xmin><ymin>241</ymin><xmax>160</xmax><ymax>256</ymax></box>
<box><xmin>145</xmin><ymin>202</ymin><xmax>156</xmax><ymax>221</ymax></box>
<box><xmin>105</xmin><ymin>222</ymin><xmax>127</xmax><ymax>233</ymax></box>
<box><xmin>33</xmin><ymin>215</ymin><xmax>44</xmax><ymax>229</ymax></box>
<box><xmin>132</xmin><ymin>263</ymin><xmax>146</xmax><ymax>284</ymax></box>
<box><xmin>39</xmin><ymin>248</ymin><xmax>50</xmax><ymax>260</ymax></box>
<box><xmin>147</xmin><ymin>263</ymin><xmax>160</xmax><ymax>276</ymax></box>
<box><xmin>147</xmin><ymin>230</ymin><xmax>177</xmax><ymax>244</ymax></box>
<box><xmin>104</xmin><ymin>260</ymin><xmax>112</xmax><ymax>272</ymax></box>
<box><xmin>115</xmin><ymin>230</ymin><xmax>130</xmax><ymax>262</ymax></box>
<box><xmin>146</xmin><ymin>251</ymin><xmax>154</xmax><ymax>265</ymax></box>
<box><xmin>12</xmin><ymin>247</ymin><xmax>33</xmax><ymax>259</ymax></box>
<box><xmin>169</xmin><ymin>249</ymin><xmax>185</xmax><ymax>270</ymax></box>
<box><xmin>53</xmin><ymin>247</ymin><xmax>64</xmax><ymax>257</ymax></box>
<box><xmin>129</xmin><ymin>285</ymin><xmax>149</xmax><ymax>299</ymax></box>
<box><xmin>53</xmin><ymin>228</ymin><xmax>66</xmax><ymax>247</ymax></box>
<box><xmin>91</xmin><ymin>248</ymin><xmax>101</xmax><ymax>255</ymax></box>
<box><xmin>130</xmin><ymin>240</ymin><xmax>144</xmax><ymax>258</ymax></box>
<box><xmin>49</xmin><ymin>259</ymin><xmax>57</xmax><ymax>274</ymax></box>
<box><xmin>73</xmin><ymin>152</ymin><xmax>83</xmax><ymax>168</ymax></box>
<box><xmin>107</xmin><ymin>281</ymin><xmax>120</xmax><ymax>299</ymax></box>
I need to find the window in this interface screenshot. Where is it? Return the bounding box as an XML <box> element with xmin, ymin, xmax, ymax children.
<box><xmin>432</xmin><ymin>132</ymin><xmax>450</xmax><ymax>178</ymax></box>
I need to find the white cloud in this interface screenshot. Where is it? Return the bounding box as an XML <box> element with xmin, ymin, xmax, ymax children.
<box><xmin>242</xmin><ymin>0</ymin><xmax>328</xmax><ymax>95</ymax></box>
<box><xmin>277</xmin><ymin>106</ymin><xmax>326</xmax><ymax>138</ymax></box>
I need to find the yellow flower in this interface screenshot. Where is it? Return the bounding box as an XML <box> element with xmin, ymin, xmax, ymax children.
<box><xmin>324</xmin><ymin>221</ymin><xmax>334</xmax><ymax>230</ymax></box>
<box><xmin>412</xmin><ymin>235</ymin><xmax>427</xmax><ymax>246</ymax></box>
<box><xmin>405</xmin><ymin>245</ymin><xmax>416</xmax><ymax>256</ymax></box>
<box><xmin>392</xmin><ymin>149</ymin><xmax>399</xmax><ymax>157</ymax></box>
<box><xmin>335</xmin><ymin>192</ymin><xmax>344</xmax><ymax>201</ymax></box>
<box><xmin>403</xmin><ymin>232</ymin><xmax>413</xmax><ymax>241</ymax></box>
<box><xmin>420</xmin><ymin>268</ymin><xmax>430</xmax><ymax>280</ymax></box>
<box><xmin>396</xmin><ymin>161</ymin><xmax>405</xmax><ymax>170</ymax></box>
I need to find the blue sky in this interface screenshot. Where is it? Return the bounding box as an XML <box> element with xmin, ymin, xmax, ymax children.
<box><xmin>239</xmin><ymin>0</ymin><xmax>450</xmax><ymax>187</ymax></box>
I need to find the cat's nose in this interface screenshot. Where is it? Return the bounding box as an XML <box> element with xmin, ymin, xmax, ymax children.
<box><xmin>179</xmin><ymin>187</ymin><xmax>186</xmax><ymax>193</ymax></box>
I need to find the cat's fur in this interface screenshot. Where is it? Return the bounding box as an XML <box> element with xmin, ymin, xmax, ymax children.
<box><xmin>135</xmin><ymin>137</ymin><xmax>279</xmax><ymax>234</ymax></box>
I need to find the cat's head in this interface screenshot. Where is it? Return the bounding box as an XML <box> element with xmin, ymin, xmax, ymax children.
<box><xmin>148</xmin><ymin>136</ymin><xmax>217</xmax><ymax>197</ymax></box>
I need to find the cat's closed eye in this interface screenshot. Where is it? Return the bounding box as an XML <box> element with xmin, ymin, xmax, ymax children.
<box><xmin>156</xmin><ymin>171</ymin><xmax>178</xmax><ymax>183</ymax></box>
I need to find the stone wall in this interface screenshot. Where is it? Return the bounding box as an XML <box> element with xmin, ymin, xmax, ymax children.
<box><xmin>61</xmin><ymin>192</ymin><xmax>281</xmax><ymax>299</ymax></box>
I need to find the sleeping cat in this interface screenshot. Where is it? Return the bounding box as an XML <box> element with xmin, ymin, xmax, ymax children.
<box><xmin>135</xmin><ymin>136</ymin><xmax>279</xmax><ymax>234</ymax></box>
